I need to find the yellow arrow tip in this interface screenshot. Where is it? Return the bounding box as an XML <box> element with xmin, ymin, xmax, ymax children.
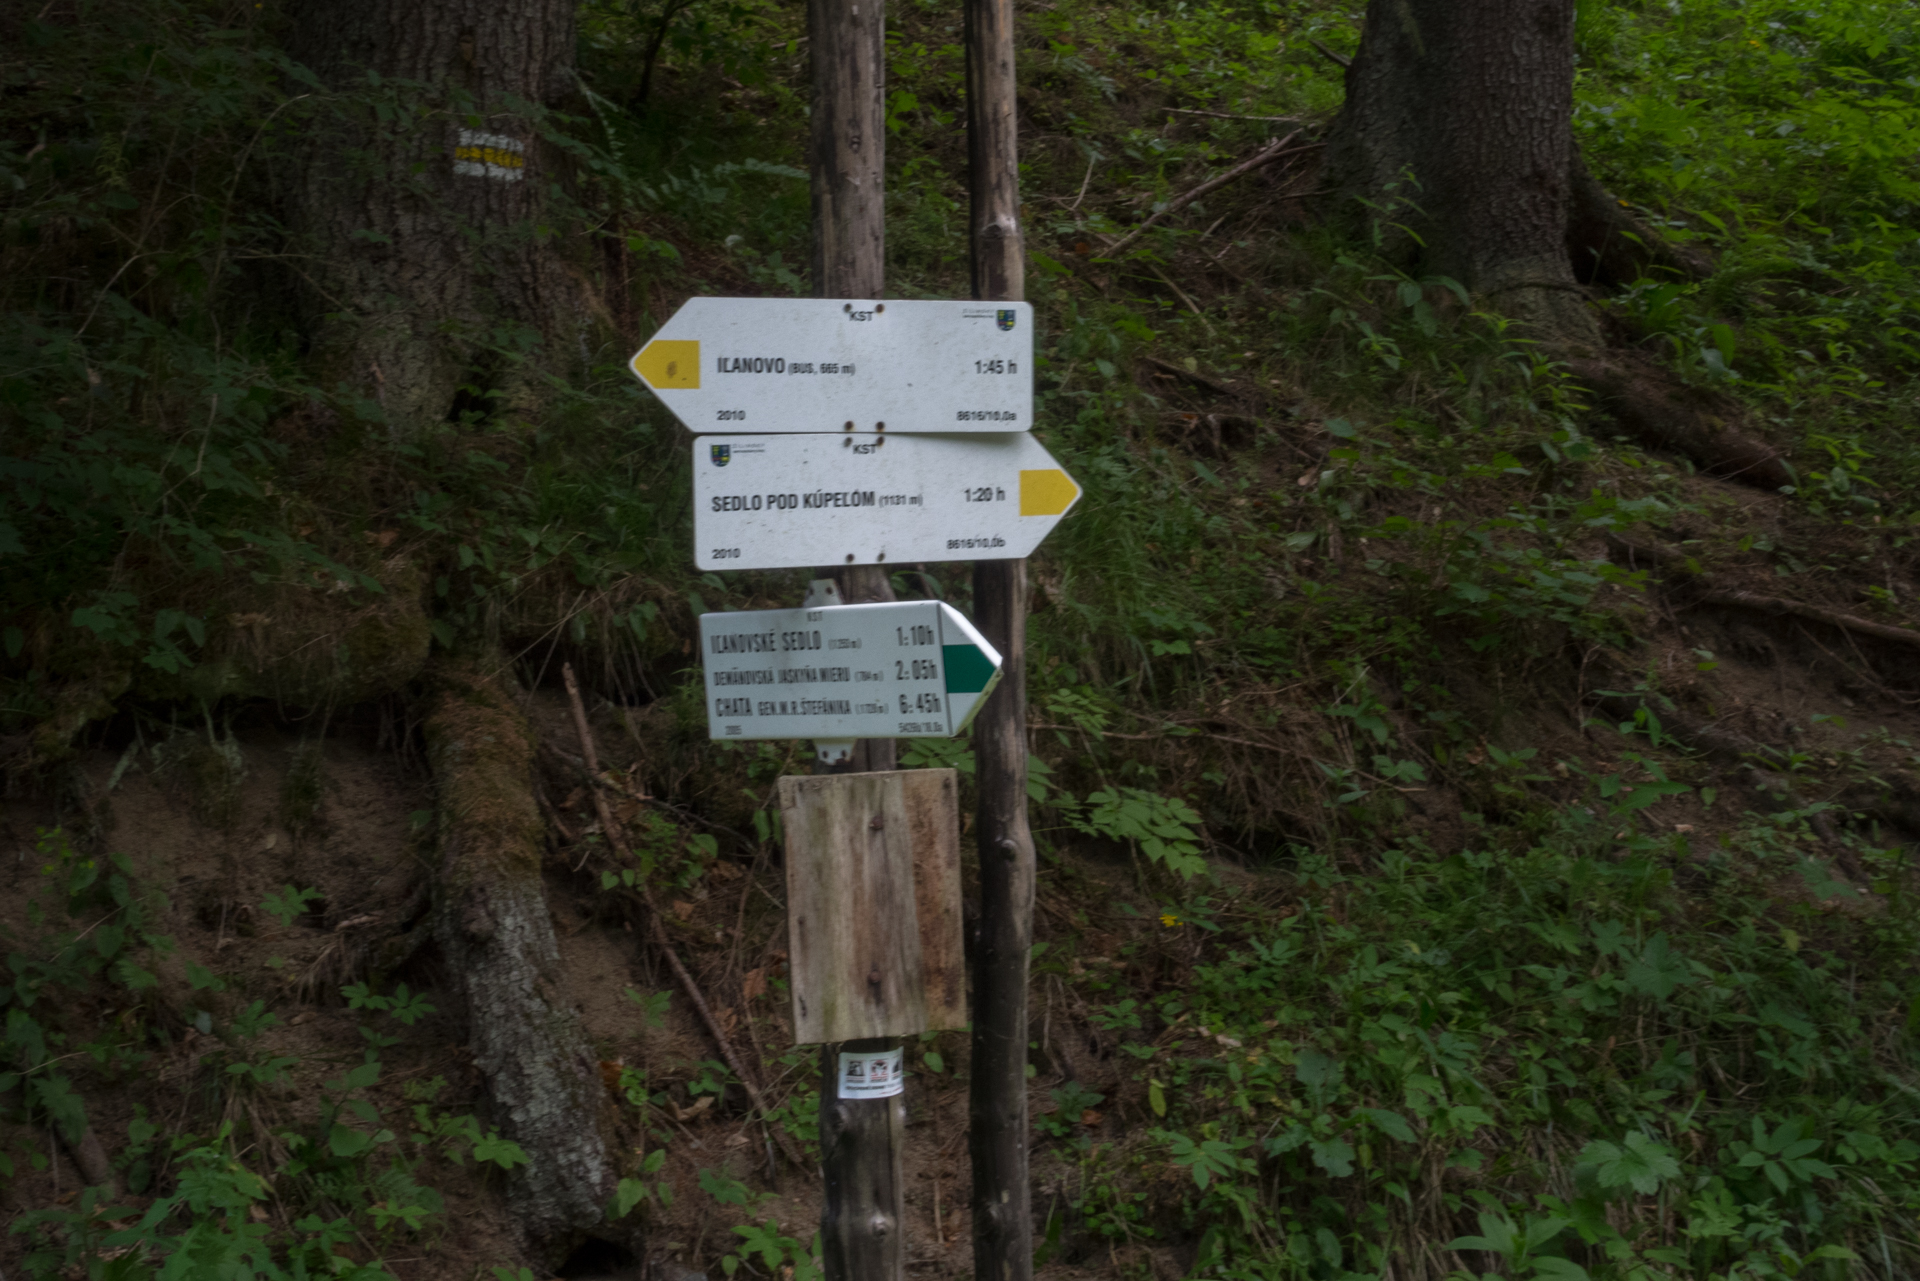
<box><xmin>1019</xmin><ymin>468</ymin><xmax>1079</xmax><ymax>517</ymax></box>
<box><xmin>631</xmin><ymin>339</ymin><xmax>700</xmax><ymax>389</ymax></box>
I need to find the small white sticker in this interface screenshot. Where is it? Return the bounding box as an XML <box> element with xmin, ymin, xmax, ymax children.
<box><xmin>836</xmin><ymin>1046</ymin><xmax>904</xmax><ymax>1099</ymax></box>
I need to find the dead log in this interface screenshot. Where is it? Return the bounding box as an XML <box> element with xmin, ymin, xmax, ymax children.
<box><xmin>422</xmin><ymin>654</ymin><xmax>617</xmax><ymax>1259</ymax></box>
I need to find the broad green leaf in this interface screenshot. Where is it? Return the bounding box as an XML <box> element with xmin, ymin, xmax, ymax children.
<box><xmin>1309</xmin><ymin>1137</ymin><xmax>1355</xmax><ymax>1177</ymax></box>
<box><xmin>614</xmin><ymin>1177</ymin><xmax>648</xmax><ymax>1218</ymax></box>
<box><xmin>1625</xmin><ymin>934</ymin><xmax>1689</xmax><ymax>1001</ymax></box>
<box><xmin>1580</xmin><ymin>1131</ymin><xmax>1679</xmax><ymax>1195</ymax></box>
<box><xmin>1357</xmin><ymin>1107</ymin><xmax>1416</xmax><ymax>1142</ymax></box>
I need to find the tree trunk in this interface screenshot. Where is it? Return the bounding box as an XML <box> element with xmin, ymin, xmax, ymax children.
<box><xmin>1324</xmin><ymin>1</ymin><xmax>1792</xmax><ymax>489</ymax></box>
<box><xmin>809</xmin><ymin>1</ymin><xmax>906</xmax><ymax>1276</ymax></box>
<box><xmin>286</xmin><ymin>0</ymin><xmax>619</xmax><ymax>1257</ymax></box>
<box><xmin>285</xmin><ymin>0</ymin><xmax>588</xmax><ymax>436</ymax></box>
<box><xmin>964</xmin><ymin>1</ymin><xmax>1034</xmax><ymax>1277</ymax></box>
<box><xmin>813</xmin><ymin>564</ymin><xmax>905</xmax><ymax>1281</ymax></box>
<box><xmin>809</xmin><ymin>0</ymin><xmax>887</xmax><ymax>304</ymax></box>
<box><xmin>422</xmin><ymin>654</ymin><xmax>618</xmax><ymax>1261</ymax></box>
<box><xmin>1323</xmin><ymin>0</ymin><xmax>1597</xmax><ymax>343</ymax></box>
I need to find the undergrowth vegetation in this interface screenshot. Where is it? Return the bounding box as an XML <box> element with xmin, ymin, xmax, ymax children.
<box><xmin>3</xmin><ymin>0</ymin><xmax>1920</xmax><ymax>1276</ymax></box>
<box><xmin>1028</xmin><ymin>787</ymin><xmax>1920</xmax><ymax>1281</ymax></box>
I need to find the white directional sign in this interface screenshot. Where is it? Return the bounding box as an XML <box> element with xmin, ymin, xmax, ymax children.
<box><xmin>630</xmin><ymin>298</ymin><xmax>1033</xmax><ymax>434</ymax></box>
<box><xmin>702</xmin><ymin>600</ymin><xmax>1003</xmax><ymax>742</ymax></box>
<box><xmin>694</xmin><ymin>432</ymin><xmax>1080</xmax><ymax>571</ymax></box>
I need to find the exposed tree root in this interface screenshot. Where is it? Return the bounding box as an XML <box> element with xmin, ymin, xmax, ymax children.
<box><xmin>1589</xmin><ymin>644</ymin><xmax>1920</xmax><ymax>859</ymax></box>
<box><xmin>1585</xmin><ymin>677</ymin><xmax>1850</xmax><ymax>850</ymax></box>
<box><xmin>1592</xmin><ymin>540</ymin><xmax>1920</xmax><ymax>854</ymax></box>
<box><xmin>1696</xmin><ymin>589</ymin><xmax>1920</xmax><ymax>652</ymax></box>
<box><xmin>1565</xmin><ymin>146</ymin><xmax>1713</xmax><ymax>287</ymax></box>
<box><xmin>1607</xmin><ymin>536</ymin><xmax>1920</xmax><ymax>651</ymax></box>
<box><xmin>1569</xmin><ymin>355</ymin><xmax>1793</xmax><ymax>491</ymax></box>
<box><xmin>422</xmin><ymin>654</ymin><xmax>618</xmax><ymax>1261</ymax></box>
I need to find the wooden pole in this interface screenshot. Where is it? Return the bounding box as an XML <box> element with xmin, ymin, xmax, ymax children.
<box><xmin>964</xmin><ymin>0</ymin><xmax>1033</xmax><ymax>1278</ymax></box>
<box><xmin>810</xmin><ymin>0</ymin><xmax>904</xmax><ymax>1277</ymax></box>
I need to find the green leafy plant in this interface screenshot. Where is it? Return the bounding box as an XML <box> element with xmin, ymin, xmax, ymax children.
<box><xmin>721</xmin><ymin>1221</ymin><xmax>823</xmax><ymax>1281</ymax></box>
<box><xmin>260</xmin><ymin>884</ymin><xmax>321</xmax><ymax>928</ymax></box>
<box><xmin>1447</xmin><ymin>1207</ymin><xmax>1589</xmax><ymax>1281</ymax></box>
<box><xmin>1064</xmin><ymin>786</ymin><xmax>1206</xmax><ymax>879</ymax></box>
<box><xmin>1575</xmin><ymin>1131</ymin><xmax>1683</xmax><ymax>1198</ymax></box>
<box><xmin>1726</xmin><ymin>1117</ymin><xmax>1838</xmax><ymax>1196</ymax></box>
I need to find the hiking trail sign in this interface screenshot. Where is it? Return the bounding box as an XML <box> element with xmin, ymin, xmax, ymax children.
<box><xmin>694</xmin><ymin>432</ymin><xmax>1079</xmax><ymax>571</ymax></box>
<box><xmin>700</xmin><ymin>599</ymin><xmax>1003</xmax><ymax>742</ymax></box>
<box><xmin>629</xmin><ymin>298</ymin><xmax>1033</xmax><ymax>434</ymax></box>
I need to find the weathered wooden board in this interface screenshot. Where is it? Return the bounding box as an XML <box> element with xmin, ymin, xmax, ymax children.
<box><xmin>782</xmin><ymin>768</ymin><xmax>965</xmax><ymax>1044</ymax></box>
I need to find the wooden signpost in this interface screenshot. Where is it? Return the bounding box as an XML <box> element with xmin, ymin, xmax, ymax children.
<box><xmin>623</xmin><ymin>0</ymin><xmax>1045</xmax><ymax>1276</ymax></box>
<box><xmin>807</xmin><ymin>3</ymin><xmax>907</xmax><ymax>1279</ymax></box>
<box><xmin>963</xmin><ymin>0</ymin><xmax>1035</xmax><ymax>1278</ymax></box>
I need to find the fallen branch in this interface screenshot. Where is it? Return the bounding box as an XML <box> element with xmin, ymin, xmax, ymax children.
<box><xmin>559</xmin><ymin>664</ymin><xmax>809</xmax><ymax>1176</ymax></box>
<box><xmin>541</xmin><ymin>741</ymin><xmax>758</xmax><ymax>848</ymax></box>
<box><xmin>1105</xmin><ymin>130</ymin><xmax>1307</xmax><ymax>258</ymax></box>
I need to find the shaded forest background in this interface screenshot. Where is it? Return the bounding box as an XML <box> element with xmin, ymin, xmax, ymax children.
<box><xmin>4</xmin><ymin>0</ymin><xmax>1920</xmax><ymax>1278</ymax></box>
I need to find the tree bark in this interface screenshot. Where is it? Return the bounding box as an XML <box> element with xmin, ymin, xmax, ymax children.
<box><xmin>285</xmin><ymin>0</ymin><xmax>588</xmax><ymax>436</ymax></box>
<box><xmin>810</xmin><ymin>0</ymin><xmax>886</xmax><ymax>302</ymax></box>
<box><xmin>809</xmin><ymin>1</ymin><xmax>905</xmax><ymax>1277</ymax></box>
<box><xmin>1323</xmin><ymin>0</ymin><xmax>1598</xmax><ymax>343</ymax></box>
<box><xmin>966</xmin><ymin>0</ymin><xmax>1023</xmax><ymax>306</ymax></box>
<box><xmin>965</xmin><ymin>562</ymin><xmax>1034</xmax><ymax>1281</ymax></box>
<box><xmin>423</xmin><ymin>654</ymin><xmax>618</xmax><ymax>1261</ymax></box>
<box><xmin>811</xmin><ymin>568</ymin><xmax>905</xmax><ymax>1281</ymax></box>
<box><xmin>966</xmin><ymin>4</ymin><xmax>1033</xmax><ymax>1275</ymax></box>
